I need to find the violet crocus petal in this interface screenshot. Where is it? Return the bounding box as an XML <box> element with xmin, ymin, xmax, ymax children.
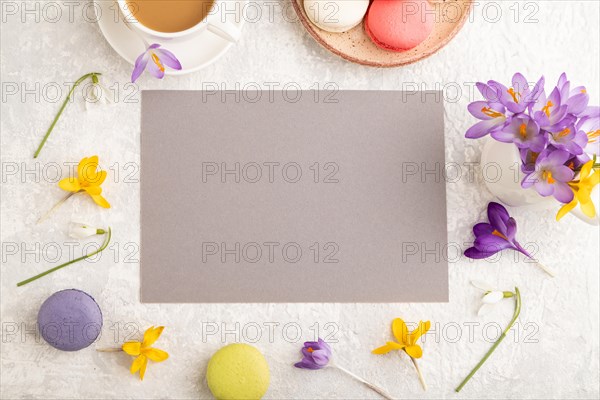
<box><xmin>153</xmin><ymin>48</ymin><xmax>182</xmax><ymax>70</ymax></box>
<box><xmin>466</xmin><ymin>118</ymin><xmax>505</xmax><ymax>139</ymax></box>
<box><xmin>474</xmin><ymin>234</ymin><xmax>513</xmax><ymax>253</ymax></box>
<box><xmin>464</xmin><ymin>247</ymin><xmax>499</xmax><ymax>259</ymax></box>
<box><xmin>521</xmin><ymin>171</ymin><xmax>538</xmax><ymax>188</ymax></box>
<box><xmin>146</xmin><ymin>52</ymin><xmax>166</xmax><ymax>79</ymax></box>
<box><xmin>303</xmin><ymin>341</ymin><xmax>320</xmax><ymax>349</ymax></box>
<box><xmin>546</xmin><ymin>149</ymin><xmax>571</xmax><ymax>167</ymax></box>
<box><xmin>580</xmin><ymin>106</ymin><xmax>600</xmax><ymax>119</ymax></box>
<box><xmin>490</xmin><ymin>129</ymin><xmax>516</xmax><ymax>143</ymax></box>
<box><xmin>477</xmin><ymin>82</ymin><xmax>500</xmax><ymax>102</ymax></box>
<box><xmin>512</xmin><ymin>72</ymin><xmax>528</xmax><ymax>95</ymax></box>
<box><xmin>294</xmin><ymin>359</ymin><xmax>322</xmax><ymax>370</ymax></box>
<box><xmin>468</xmin><ymin>101</ymin><xmax>494</xmax><ymax>119</ymax></box>
<box><xmin>566</xmin><ymin>90</ymin><xmax>589</xmax><ymax>115</ymax></box>
<box><xmin>529</xmin><ymin>132</ymin><xmax>547</xmax><ymax>153</ymax></box>
<box><xmin>131</xmin><ymin>51</ymin><xmax>149</xmax><ymax>83</ymax></box>
<box><xmin>487</xmin><ymin>202</ymin><xmax>510</xmax><ymax>233</ymax></box>
<box><xmin>148</xmin><ymin>43</ymin><xmax>161</xmax><ymax>50</ymax></box>
<box><xmin>553</xmin><ymin>182</ymin><xmax>575</xmax><ymax>203</ymax></box>
<box><xmin>534</xmin><ymin>179</ymin><xmax>554</xmax><ymax>196</ymax></box>
<box><xmin>526</xmin><ymin>76</ymin><xmax>545</xmax><ymax>104</ymax></box>
<box><xmin>471</xmin><ymin>223</ymin><xmax>493</xmax><ymax>237</ymax></box>
<box><xmin>310</xmin><ymin>350</ymin><xmax>330</xmax><ymax>366</ymax></box>
<box><xmin>317</xmin><ymin>338</ymin><xmax>332</xmax><ymax>355</ymax></box>
<box><xmin>505</xmin><ymin>217</ymin><xmax>517</xmax><ymax>241</ymax></box>
<box><xmin>488</xmin><ymin>80</ymin><xmax>512</xmax><ymax>105</ymax></box>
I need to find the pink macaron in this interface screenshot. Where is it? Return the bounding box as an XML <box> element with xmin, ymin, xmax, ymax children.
<box><xmin>365</xmin><ymin>0</ymin><xmax>434</xmax><ymax>52</ymax></box>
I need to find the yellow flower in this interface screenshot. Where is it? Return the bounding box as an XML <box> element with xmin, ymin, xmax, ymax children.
<box><xmin>122</xmin><ymin>326</ymin><xmax>169</xmax><ymax>381</ymax></box>
<box><xmin>556</xmin><ymin>160</ymin><xmax>600</xmax><ymax>221</ymax></box>
<box><xmin>58</xmin><ymin>155</ymin><xmax>110</xmax><ymax>208</ymax></box>
<box><xmin>372</xmin><ymin>318</ymin><xmax>430</xmax><ymax>359</ymax></box>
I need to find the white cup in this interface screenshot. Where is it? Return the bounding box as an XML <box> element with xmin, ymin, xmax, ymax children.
<box><xmin>117</xmin><ymin>0</ymin><xmax>241</xmax><ymax>43</ymax></box>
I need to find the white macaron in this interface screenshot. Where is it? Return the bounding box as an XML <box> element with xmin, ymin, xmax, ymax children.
<box><xmin>304</xmin><ymin>0</ymin><xmax>369</xmax><ymax>33</ymax></box>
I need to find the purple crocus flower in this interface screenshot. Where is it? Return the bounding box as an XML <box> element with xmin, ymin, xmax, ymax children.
<box><xmin>547</xmin><ymin>124</ymin><xmax>588</xmax><ymax>155</ymax></box>
<box><xmin>465</xmin><ymin>100</ymin><xmax>509</xmax><ymax>139</ymax></box>
<box><xmin>131</xmin><ymin>44</ymin><xmax>182</xmax><ymax>83</ymax></box>
<box><xmin>530</xmin><ymin>87</ymin><xmax>574</xmax><ymax>131</ymax></box>
<box><xmin>464</xmin><ymin>202</ymin><xmax>531</xmax><ymax>259</ymax></box>
<box><xmin>294</xmin><ymin>338</ymin><xmax>332</xmax><ymax>370</ymax></box>
<box><xmin>556</xmin><ymin>73</ymin><xmax>589</xmax><ymax>116</ymax></box>
<box><xmin>577</xmin><ymin>113</ymin><xmax>600</xmax><ymax>156</ymax></box>
<box><xmin>521</xmin><ymin>150</ymin><xmax>575</xmax><ymax>203</ymax></box>
<box><xmin>491</xmin><ymin>116</ymin><xmax>546</xmax><ymax>152</ymax></box>
<box><xmin>487</xmin><ymin>73</ymin><xmax>545</xmax><ymax>114</ymax></box>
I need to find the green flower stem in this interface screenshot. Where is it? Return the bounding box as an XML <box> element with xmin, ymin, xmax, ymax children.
<box><xmin>455</xmin><ymin>287</ymin><xmax>521</xmax><ymax>393</ymax></box>
<box><xmin>16</xmin><ymin>227</ymin><xmax>111</xmax><ymax>287</ymax></box>
<box><xmin>33</xmin><ymin>72</ymin><xmax>101</xmax><ymax>158</ymax></box>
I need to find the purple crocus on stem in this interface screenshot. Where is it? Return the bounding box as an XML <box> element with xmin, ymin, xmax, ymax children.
<box><xmin>131</xmin><ymin>44</ymin><xmax>182</xmax><ymax>83</ymax></box>
<box><xmin>464</xmin><ymin>202</ymin><xmax>530</xmax><ymax>260</ymax></box>
<box><xmin>522</xmin><ymin>150</ymin><xmax>575</xmax><ymax>203</ymax></box>
<box><xmin>465</xmin><ymin>202</ymin><xmax>555</xmax><ymax>276</ymax></box>
<box><xmin>491</xmin><ymin>116</ymin><xmax>546</xmax><ymax>152</ymax></box>
<box><xmin>294</xmin><ymin>339</ymin><xmax>394</xmax><ymax>399</ymax></box>
<box><xmin>294</xmin><ymin>339</ymin><xmax>332</xmax><ymax>370</ymax></box>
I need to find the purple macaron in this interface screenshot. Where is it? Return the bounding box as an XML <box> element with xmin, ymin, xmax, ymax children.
<box><xmin>37</xmin><ymin>289</ymin><xmax>103</xmax><ymax>351</ymax></box>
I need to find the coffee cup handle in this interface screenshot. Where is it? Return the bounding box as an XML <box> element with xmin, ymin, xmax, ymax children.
<box><xmin>207</xmin><ymin>21</ymin><xmax>241</xmax><ymax>43</ymax></box>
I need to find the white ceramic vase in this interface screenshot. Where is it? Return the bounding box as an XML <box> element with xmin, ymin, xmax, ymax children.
<box><xmin>480</xmin><ymin>139</ymin><xmax>599</xmax><ymax>225</ymax></box>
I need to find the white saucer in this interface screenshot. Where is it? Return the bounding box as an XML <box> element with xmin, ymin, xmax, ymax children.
<box><xmin>95</xmin><ymin>0</ymin><xmax>246</xmax><ymax>75</ymax></box>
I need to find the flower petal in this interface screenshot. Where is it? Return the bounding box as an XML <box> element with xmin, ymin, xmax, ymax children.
<box><xmin>130</xmin><ymin>354</ymin><xmax>147</xmax><ymax>375</ymax></box>
<box><xmin>309</xmin><ymin>349</ymin><xmax>329</xmax><ymax>366</ymax></box>
<box><xmin>78</xmin><ymin>156</ymin><xmax>99</xmax><ymax>181</ymax></box>
<box><xmin>372</xmin><ymin>343</ymin><xmax>394</xmax><ymax>355</ymax></box>
<box><xmin>143</xmin><ymin>326</ymin><xmax>164</xmax><ymax>347</ymax></box>
<box><xmin>473</xmin><ymin>223</ymin><xmax>494</xmax><ymax>236</ymax></box>
<box><xmin>132</xmin><ymin>52</ymin><xmax>149</xmax><ymax>83</ymax></box>
<box><xmin>142</xmin><ymin>347</ymin><xmax>169</xmax><ymax>362</ymax></box>
<box><xmin>408</xmin><ymin>321</ymin><xmax>430</xmax><ymax>346</ymax></box>
<box><xmin>83</xmin><ymin>185</ymin><xmax>102</xmax><ymax>196</ymax></box>
<box><xmin>154</xmin><ymin>48</ymin><xmax>182</xmax><ymax>70</ymax></box>
<box><xmin>58</xmin><ymin>177</ymin><xmax>81</xmax><ymax>192</ymax></box>
<box><xmin>552</xmin><ymin>182</ymin><xmax>575</xmax><ymax>204</ymax></box>
<box><xmin>404</xmin><ymin>345</ymin><xmax>423</xmax><ymax>359</ymax></box>
<box><xmin>392</xmin><ymin>318</ymin><xmax>409</xmax><ymax>345</ymax></box>
<box><xmin>122</xmin><ymin>341</ymin><xmax>142</xmax><ymax>356</ymax></box>
<box><xmin>90</xmin><ymin>194</ymin><xmax>110</xmax><ymax>208</ymax></box>
<box><xmin>294</xmin><ymin>359</ymin><xmax>323</xmax><ymax>369</ymax></box>
<box><xmin>556</xmin><ymin>199</ymin><xmax>578</xmax><ymax>221</ymax></box>
<box><xmin>464</xmin><ymin>247</ymin><xmax>499</xmax><ymax>259</ymax></box>
<box><xmin>482</xmin><ymin>291</ymin><xmax>504</xmax><ymax>304</ymax></box>
<box><xmin>466</xmin><ymin>118</ymin><xmax>505</xmax><ymax>139</ymax></box>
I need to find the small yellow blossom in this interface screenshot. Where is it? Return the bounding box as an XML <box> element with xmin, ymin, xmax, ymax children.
<box><xmin>122</xmin><ymin>326</ymin><xmax>169</xmax><ymax>381</ymax></box>
<box><xmin>557</xmin><ymin>160</ymin><xmax>599</xmax><ymax>221</ymax></box>
<box><xmin>372</xmin><ymin>318</ymin><xmax>430</xmax><ymax>359</ymax></box>
<box><xmin>58</xmin><ymin>155</ymin><xmax>110</xmax><ymax>208</ymax></box>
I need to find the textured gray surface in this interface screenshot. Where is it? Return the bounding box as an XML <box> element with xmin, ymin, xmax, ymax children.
<box><xmin>1</xmin><ymin>1</ymin><xmax>599</xmax><ymax>399</ymax></box>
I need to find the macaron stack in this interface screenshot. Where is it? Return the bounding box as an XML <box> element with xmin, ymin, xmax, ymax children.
<box><xmin>304</xmin><ymin>0</ymin><xmax>434</xmax><ymax>52</ymax></box>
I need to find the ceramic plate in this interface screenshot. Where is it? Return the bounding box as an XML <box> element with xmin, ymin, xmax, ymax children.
<box><xmin>292</xmin><ymin>0</ymin><xmax>472</xmax><ymax>67</ymax></box>
<box><xmin>95</xmin><ymin>0</ymin><xmax>247</xmax><ymax>75</ymax></box>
